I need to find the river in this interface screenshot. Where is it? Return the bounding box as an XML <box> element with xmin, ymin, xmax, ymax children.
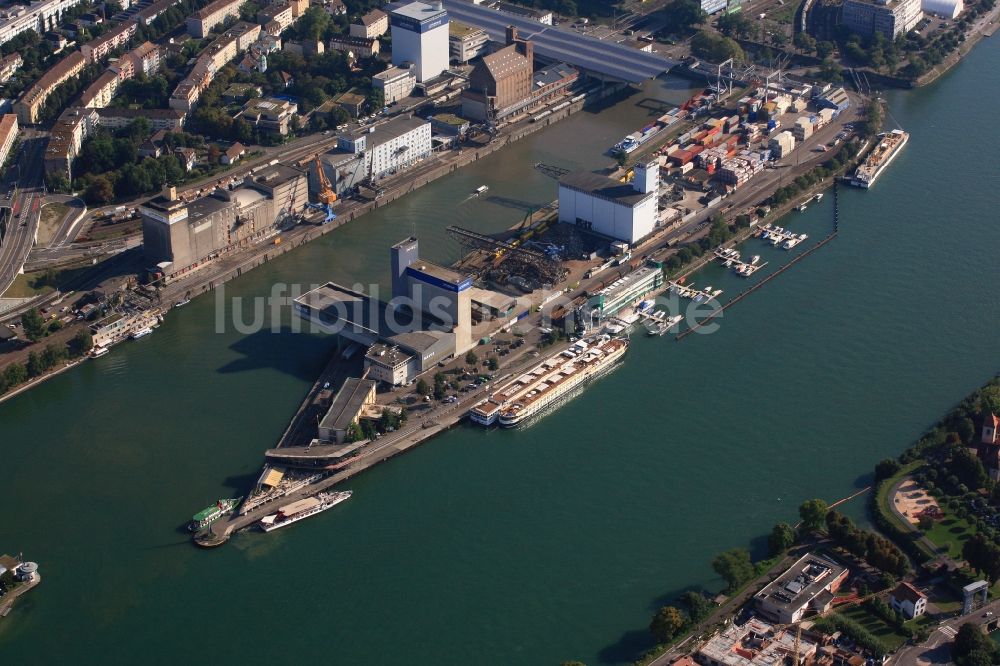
<box><xmin>1</xmin><ymin>40</ymin><xmax>998</xmax><ymax>664</ymax></box>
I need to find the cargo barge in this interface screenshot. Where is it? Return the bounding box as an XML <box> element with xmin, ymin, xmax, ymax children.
<box><xmin>851</xmin><ymin>130</ymin><xmax>908</xmax><ymax>189</ymax></box>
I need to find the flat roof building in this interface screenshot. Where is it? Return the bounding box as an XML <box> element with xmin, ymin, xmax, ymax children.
<box><xmin>587</xmin><ymin>262</ymin><xmax>663</xmax><ymax>320</ymax></box>
<box><xmin>318</xmin><ymin>378</ymin><xmax>377</xmax><ymax>443</ymax></box>
<box><xmin>449</xmin><ymin>19</ymin><xmax>488</xmax><ymax>62</ymax></box>
<box><xmin>389</xmin><ymin>0</ymin><xmax>449</xmax><ymax>83</ymax></box>
<box><xmin>841</xmin><ymin>0</ymin><xmax>922</xmax><ymax>38</ymax></box>
<box><xmin>558</xmin><ymin>163</ymin><xmax>660</xmax><ymax>244</ymax></box>
<box><xmin>373</xmin><ymin>65</ymin><xmax>416</xmax><ymax>104</ymax></box>
<box><xmin>696</xmin><ymin>617</ymin><xmax>818</xmax><ymax>666</ymax></box>
<box><xmin>753</xmin><ymin>552</ymin><xmax>848</xmax><ymax>624</ymax></box>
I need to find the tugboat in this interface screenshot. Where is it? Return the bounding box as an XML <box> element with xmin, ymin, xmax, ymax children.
<box><xmin>189</xmin><ymin>498</ymin><xmax>242</xmax><ymax>531</ymax></box>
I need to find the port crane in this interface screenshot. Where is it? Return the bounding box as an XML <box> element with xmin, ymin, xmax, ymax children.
<box><xmin>305</xmin><ymin>155</ymin><xmax>338</xmax><ymax>224</ymax></box>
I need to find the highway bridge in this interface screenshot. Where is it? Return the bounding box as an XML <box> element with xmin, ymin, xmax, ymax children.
<box><xmin>442</xmin><ymin>0</ymin><xmax>678</xmax><ymax>83</ymax></box>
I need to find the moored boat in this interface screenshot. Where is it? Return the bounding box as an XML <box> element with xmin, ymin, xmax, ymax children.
<box><xmin>259</xmin><ymin>491</ymin><xmax>352</xmax><ymax>532</ymax></box>
<box><xmin>189</xmin><ymin>497</ymin><xmax>242</xmax><ymax>531</ymax></box>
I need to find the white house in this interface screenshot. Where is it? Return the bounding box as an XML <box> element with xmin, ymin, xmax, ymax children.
<box><xmin>889</xmin><ymin>582</ymin><xmax>927</xmax><ymax>619</ymax></box>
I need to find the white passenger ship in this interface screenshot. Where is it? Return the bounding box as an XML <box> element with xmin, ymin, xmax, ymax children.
<box><xmin>469</xmin><ymin>336</ymin><xmax>629</xmax><ymax>428</ymax></box>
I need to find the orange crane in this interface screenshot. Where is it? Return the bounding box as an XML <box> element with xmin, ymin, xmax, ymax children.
<box><xmin>314</xmin><ymin>155</ymin><xmax>337</xmax><ymax>206</ymax></box>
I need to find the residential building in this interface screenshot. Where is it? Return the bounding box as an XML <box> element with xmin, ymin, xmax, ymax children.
<box><xmin>288</xmin><ymin>0</ymin><xmax>309</xmax><ymax>17</ymax></box>
<box><xmin>557</xmin><ymin>162</ymin><xmax>660</xmax><ymax>244</ymax></box>
<box><xmin>0</xmin><ymin>0</ymin><xmax>88</xmax><ymax>47</ymax></box>
<box><xmin>257</xmin><ymin>1</ymin><xmax>294</xmax><ymax>32</ymax></box>
<box><xmin>695</xmin><ymin>617</ymin><xmax>818</xmax><ymax>666</ymax></box>
<box><xmin>141</xmin><ymin>164</ymin><xmax>307</xmax><ymax>278</ymax></box>
<box><xmin>328</xmin><ymin>34</ymin><xmax>380</xmax><ymax>58</ymax></box>
<box><xmin>841</xmin><ymin>0</ymin><xmax>922</xmax><ymax>38</ymax></box>
<box><xmin>96</xmin><ymin>107</ymin><xmax>186</xmax><ymax>130</ymax></box>
<box><xmin>170</xmin><ymin>21</ymin><xmax>262</xmax><ymax>111</ymax></box>
<box><xmin>350</xmin><ymin>8</ymin><xmax>388</xmax><ymax>38</ymax></box>
<box><xmin>890</xmin><ymin>582</ymin><xmax>928</xmax><ymax>619</ymax></box>
<box><xmin>0</xmin><ymin>53</ymin><xmax>23</xmax><ymax>84</ymax></box>
<box><xmin>0</xmin><ymin>113</ymin><xmax>18</xmax><ymax>166</ymax></box>
<box><xmin>122</xmin><ymin>41</ymin><xmax>161</xmax><ymax>77</ymax></box>
<box><xmin>389</xmin><ymin>0</ymin><xmax>449</xmax><ymax>83</ymax></box>
<box><xmin>322</xmin><ymin>0</ymin><xmax>347</xmax><ymax>16</ymax></box>
<box><xmin>187</xmin><ymin>0</ymin><xmax>246</xmax><ymax>37</ymax></box>
<box><xmin>238</xmin><ymin>97</ymin><xmax>297</xmax><ymax>135</ymax></box>
<box><xmin>176</xmin><ymin>146</ymin><xmax>196</xmax><ymax>171</ymax></box>
<box><xmin>81</xmin><ymin>21</ymin><xmax>137</xmax><ymax>63</ymax></box>
<box><xmin>317</xmin><ymin>378</ymin><xmax>377</xmax><ymax>443</ymax></box>
<box><xmin>44</xmin><ymin>107</ymin><xmax>96</xmax><ymax>178</ymax></box>
<box><xmin>79</xmin><ymin>69</ymin><xmax>120</xmax><ymax>108</ymax></box>
<box><xmin>221</xmin><ymin>141</ymin><xmax>246</xmax><ymax>164</ymax></box>
<box><xmin>461</xmin><ymin>25</ymin><xmax>533</xmax><ymax>122</ymax></box>
<box><xmin>753</xmin><ymin>552</ymin><xmax>848</xmax><ymax>624</ymax></box>
<box><xmin>494</xmin><ymin>1</ymin><xmax>552</xmax><ymax>24</ymax></box>
<box><xmin>136</xmin><ymin>0</ymin><xmax>179</xmax><ymax>25</ymax></box>
<box><xmin>14</xmin><ymin>50</ymin><xmax>86</xmax><ymax>124</ymax></box>
<box><xmin>448</xmin><ymin>19</ymin><xmax>487</xmax><ymax>62</ymax></box>
<box><xmin>373</xmin><ymin>65</ymin><xmax>416</xmax><ymax>104</ymax></box>
<box><xmin>332</xmin><ymin>115</ymin><xmax>432</xmax><ymax>180</ymax></box>
<box><xmin>90</xmin><ymin>311</ymin><xmax>159</xmax><ymax>347</ymax></box>
<box><xmin>978</xmin><ymin>412</ymin><xmax>1000</xmax><ymax>479</ymax></box>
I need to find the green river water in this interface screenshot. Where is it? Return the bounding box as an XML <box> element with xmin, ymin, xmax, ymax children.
<box><xmin>1</xmin><ymin>38</ymin><xmax>999</xmax><ymax>665</ymax></box>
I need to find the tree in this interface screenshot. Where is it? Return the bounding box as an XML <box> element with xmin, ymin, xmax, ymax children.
<box><xmin>415</xmin><ymin>378</ymin><xmax>430</xmax><ymax>396</ymax></box>
<box><xmin>953</xmin><ymin>622</ymin><xmax>1000</xmax><ymax>666</ymax></box>
<box><xmin>875</xmin><ymin>458</ymin><xmax>901</xmax><ymax>481</ymax></box>
<box><xmin>951</xmin><ymin>446</ymin><xmax>988</xmax><ymax>491</ymax></box>
<box><xmin>799</xmin><ymin>498</ymin><xmax>829</xmax><ymax>532</ymax></box>
<box><xmin>26</xmin><ymin>351</ymin><xmax>44</xmax><ymax>377</ymax></box>
<box><xmin>465</xmin><ymin>350</ymin><xmax>478</xmax><ymax>366</ymax></box>
<box><xmin>86</xmin><ymin>175</ymin><xmax>115</xmax><ymax>204</ymax></box>
<box><xmin>816</xmin><ymin>40</ymin><xmax>836</xmax><ymax>58</ymax></box>
<box><xmin>712</xmin><ymin>548</ymin><xmax>755</xmax><ymax>591</ymax></box>
<box><xmin>22</xmin><ymin>308</ymin><xmax>46</xmax><ymax>341</ymax></box>
<box><xmin>2</xmin><ymin>363</ymin><xmax>28</xmax><ymax>390</ymax></box>
<box><xmin>486</xmin><ymin>355</ymin><xmax>499</xmax><ymax>371</ymax></box>
<box><xmin>660</xmin><ymin>0</ymin><xmax>707</xmax><ymax>33</ymax></box>
<box><xmin>794</xmin><ymin>31</ymin><xmax>817</xmax><ymax>53</ymax></box>
<box><xmin>70</xmin><ymin>329</ymin><xmax>93</xmax><ymax>356</ymax></box>
<box><xmin>680</xmin><ymin>591</ymin><xmax>713</xmax><ymax>623</ymax></box>
<box><xmin>691</xmin><ymin>30</ymin><xmax>744</xmax><ymax>63</ymax></box>
<box><xmin>345</xmin><ymin>421</ymin><xmax>364</xmax><ymax>442</ymax></box>
<box><xmin>717</xmin><ymin>12</ymin><xmax>753</xmax><ymax>39</ymax></box>
<box><xmin>650</xmin><ymin>606</ymin><xmax>687</xmax><ymax>643</ymax></box>
<box><xmin>768</xmin><ymin>522</ymin><xmax>796</xmax><ymax>555</ymax></box>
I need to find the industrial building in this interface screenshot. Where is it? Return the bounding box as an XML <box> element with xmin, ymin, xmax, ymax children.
<box><xmin>753</xmin><ymin>552</ymin><xmax>848</xmax><ymax>624</ymax></box>
<box><xmin>769</xmin><ymin>130</ymin><xmax>796</xmax><ymax>158</ymax></box>
<box><xmin>449</xmin><ymin>20</ymin><xmax>488</xmax><ymax>62</ymax></box>
<box><xmin>320</xmin><ymin>115</ymin><xmax>432</xmax><ymax>190</ymax></box>
<box><xmin>141</xmin><ymin>165</ymin><xmax>307</xmax><ymax>279</ymax></box>
<box><xmin>695</xmin><ymin>617</ymin><xmax>818</xmax><ymax>666</ymax></box>
<box><xmin>587</xmin><ymin>262</ymin><xmax>663</xmax><ymax>320</ymax></box>
<box><xmin>921</xmin><ymin>0</ymin><xmax>962</xmax><ymax>17</ymax></box>
<box><xmin>841</xmin><ymin>0</ymin><xmax>922</xmax><ymax>38</ymax></box>
<box><xmin>373</xmin><ymin>65</ymin><xmax>417</xmax><ymax>104</ymax></box>
<box><xmin>493</xmin><ymin>1</ymin><xmax>552</xmax><ymax>24</ymax></box>
<box><xmin>557</xmin><ymin>162</ymin><xmax>660</xmax><ymax>244</ymax></box>
<box><xmin>350</xmin><ymin>8</ymin><xmax>388</xmax><ymax>38</ymax></box>
<box><xmin>318</xmin><ymin>378</ymin><xmax>377</xmax><ymax>443</ymax></box>
<box><xmin>293</xmin><ymin>236</ymin><xmax>500</xmax><ymax>386</ymax></box>
<box><xmin>461</xmin><ymin>25</ymin><xmax>532</xmax><ymax>122</ymax></box>
<box><xmin>816</xmin><ymin>87</ymin><xmax>850</xmax><ymax>113</ymax></box>
<box><xmin>389</xmin><ymin>0</ymin><xmax>449</xmax><ymax>83</ymax></box>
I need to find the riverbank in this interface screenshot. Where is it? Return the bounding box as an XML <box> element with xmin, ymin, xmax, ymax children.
<box><xmin>915</xmin><ymin>3</ymin><xmax>1000</xmax><ymax>87</ymax></box>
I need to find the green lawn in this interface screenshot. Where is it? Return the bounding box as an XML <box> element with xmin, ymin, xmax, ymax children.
<box><xmin>839</xmin><ymin>604</ymin><xmax>912</xmax><ymax>651</ymax></box>
<box><xmin>922</xmin><ymin>509</ymin><xmax>977</xmax><ymax>559</ymax></box>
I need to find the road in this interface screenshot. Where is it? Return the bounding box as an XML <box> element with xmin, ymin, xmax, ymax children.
<box><xmin>893</xmin><ymin>600</ymin><xmax>1000</xmax><ymax>666</ymax></box>
<box><xmin>0</xmin><ymin>130</ymin><xmax>48</xmax><ymax>296</ymax></box>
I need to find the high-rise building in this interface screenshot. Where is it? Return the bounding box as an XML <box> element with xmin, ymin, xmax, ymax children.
<box><xmin>389</xmin><ymin>0</ymin><xmax>449</xmax><ymax>83</ymax></box>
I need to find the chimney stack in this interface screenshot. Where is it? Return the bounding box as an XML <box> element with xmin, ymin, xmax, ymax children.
<box><xmin>505</xmin><ymin>25</ymin><xmax>518</xmax><ymax>45</ymax></box>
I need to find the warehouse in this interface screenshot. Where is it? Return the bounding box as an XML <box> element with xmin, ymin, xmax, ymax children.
<box><xmin>318</xmin><ymin>378</ymin><xmax>377</xmax><ymax>444</ymax></box>
<box><xmin>557</xmin><ymin>162</ymin><xmax>660</xmax><ymax>244</ymax></box>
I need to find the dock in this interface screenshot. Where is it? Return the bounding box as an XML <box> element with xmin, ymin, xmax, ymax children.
<box><xmin>714</xmin><ymin>247</ymin><xmax>767</xmax><ymax>277</ymax></box>
<box><xmin>667</xmin><ymin>281</ymin><xmax>723</xmax><ymax>302</ymax></box>
<box><xmin>757</xmin><ymin>224</ymin><xmax>808</xmax><ymax>250</ymax></box>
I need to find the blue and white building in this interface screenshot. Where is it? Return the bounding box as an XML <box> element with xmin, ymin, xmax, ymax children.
<box><xmin>389</xmin><ymin>0</ymin><xmax>449</xmax><ymax>82</ymax></box>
